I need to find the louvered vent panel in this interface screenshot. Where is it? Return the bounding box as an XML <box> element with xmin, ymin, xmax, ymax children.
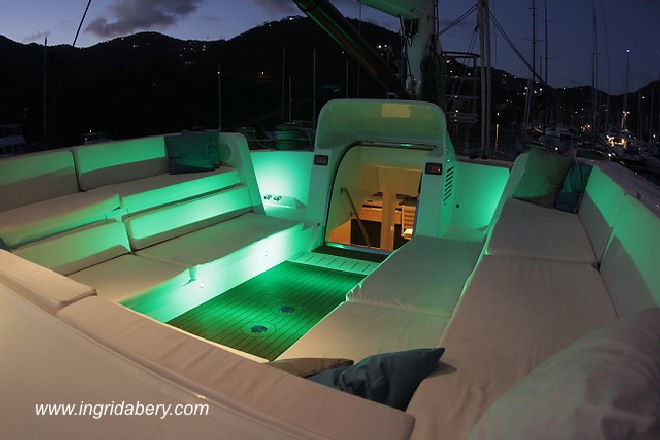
<box><xmin>443</xmin><ymin>165</ymin><xmax>455</xmax><ymax>201</ymax></box>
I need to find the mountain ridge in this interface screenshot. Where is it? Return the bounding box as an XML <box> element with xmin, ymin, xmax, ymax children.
<box><xmin>0</xmin><ymin>18</ymin><xmax>656</xmax><ymax>147</ymax></box>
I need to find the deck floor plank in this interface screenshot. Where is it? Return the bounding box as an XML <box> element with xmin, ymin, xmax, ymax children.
<box><xmin>168</xmin><ymin>261</ymin><xmax>365</xmax><ymax>360</ymax></box>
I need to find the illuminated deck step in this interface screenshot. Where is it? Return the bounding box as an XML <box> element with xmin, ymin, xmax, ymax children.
<box><xmin>288</xmin><ymin>251</ymin><xmax>381</xmax><ymax>275</ymax></box>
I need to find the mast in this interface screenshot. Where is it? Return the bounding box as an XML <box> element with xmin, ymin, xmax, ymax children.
<box><xmin>358</xmin><ymin>0</ymin><xmax>437</xmax><ymax>99</ymax></box>
<box><xmin>531</xmin><ymin>0</ymin><xmax>537</xmax><ymax>89</ymax></box>
<box><xmin>591</xmin><ymin>0</ymin><xmax>598</xmax><ymax>137</ymax></box>
<box><xmin>217</xmin><ymin>64</ymin><xmax>222</xmax><ymax>130</ymax></box>
<box><xmin>43</xmin><ymin>37</ymin><xmax>47</xmax><ymax>145</ymax></box>
<box><xmin>622</xmin><ymin>49</ymin><xmax>630</xmax><ymax>130</ymax></box>
<box><xmin>522</xmin><ymin>0</ymin><xmax>537</xmax><ymax>134</ymax></box>
<box><xmin>543</xmin><ymin>0</ymin><xmax>549</xmax><ymax>132</ymax></box>
<box><xmin>478</xmin><ymin>0</ymin><xmax>492</xmax><ymax>155</ymax></box>
<box><xmin>544</xmin><ymin>0</ymin><xmax>548</xmax><ymax>86</ymax></box>
<box><xmin>281</xmin><ymin>47</ymin><xmax>286</xmax><ymax>122</ymax></box>
<box><xmin>312</xmin><ymin>49</ymin><xmax>317</xmax><ymax>129</ymax></box>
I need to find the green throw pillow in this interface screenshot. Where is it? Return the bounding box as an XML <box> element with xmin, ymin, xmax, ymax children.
<box><xmin>512</xmin><ymin>149</ymin><xmax>573</xmax><ymax>208</ymax></box>
<box><xmin>165</xmin><ymin>131</ymin><xmax>220</xmax><ymax>174</ymax></box>
<box><xmin>308</xmin><ymin>348</ymin><xmax>444</xmax><ymax>411</ymax></box>
<box><xmin>554</xmin><ymin>162</ymin><xmax>593</xmax><ymax>213</ymax></box>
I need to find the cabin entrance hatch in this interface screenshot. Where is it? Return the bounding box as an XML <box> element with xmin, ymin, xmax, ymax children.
<box><xmin>324</xmin><ymin>144</ymin><xmax>431</xmax><ymax>253</ymax></box>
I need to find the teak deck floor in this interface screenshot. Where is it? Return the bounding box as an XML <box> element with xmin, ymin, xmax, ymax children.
<box><xmin>168</xmin><ymin>261</ymin><xmax>365</xmax><ymax>360</ymax></box>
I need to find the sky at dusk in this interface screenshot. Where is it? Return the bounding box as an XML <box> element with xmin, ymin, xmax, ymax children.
<box><xmin>2</xmin><ymin>0</ymin><xmax>658</xmax><ymax>94</ymax></box>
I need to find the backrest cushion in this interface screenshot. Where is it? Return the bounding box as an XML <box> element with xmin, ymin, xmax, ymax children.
<box><xmin>467</xmin><ymin>308</ymin><xmax>660</xmax><ymax>440</ymax></box>
<box><xmin>72</xmin><ymin>137</ymin><xmax>168</xmax><ymax>190</ymax></box>
<box><xmin>0</xmin><ymin>250</ymin><xmax>96</xmax><ymax>314</ymax></box>
<box><xmin>124</xmin><ymin>185</ymin><xmax>252</xmax><ymax>250</ymax></box>
<box><xmin>13</xmin><ymin>221</ymin><xmax>131</xmax><ymax>275</ymax></box>
<box><xmin>578</xmin><ymin>165</ymin><xmax>625</xmax><ymax>260</ymax></box>
<box><xmin>600</xmin><ymin>195</ymin><xmax>660</xmax><ymax>316</ymax></box>
<box><xmin>487</xmin><ymin>151</ymin><xmax>529</xmax><ymax>228</ymax></box>
<box><xmin>0</xmin><ymin>149</ymin><xmax>78</xmax><ymax>211</ymax></box>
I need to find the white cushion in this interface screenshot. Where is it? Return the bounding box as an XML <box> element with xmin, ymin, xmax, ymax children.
<box><xmin>124</xmin><ymin>185</ymin><xmax>252</xmax><ymax>249</ymax></box>
<box><xmin>68</xmin><ymin>254</ymin><xmax>189</xmax><ymax>303</ymax></box>
<box><xmin>57</xmin><ymin>296</ymin><xmax>415</xmax><ymax>440</ymax></box>
<box><xmin>0</xmin><ymin>149</ymin><xmax>79</xmax><ymax>211</ymax></box>
<box><xmin>72</xmin><ymin>137</ymin><xmax>168</xmax><ymax>190</ymax></box>
<box><xmin>406</xmin><ymin>255</ymin><xmax>617</xmax><ymax>440</ymax></box>
<box><xmin>137</xmin><ymin>213</ymin><xmax>302</xmax><ymax>268</ymax></box>
<box><xmin>279</xmin><ymin>301</ymin><xmax>448</xmax><ymax>362</ymax></box>
<box><xmin>89</xmin><ymin>166</ymin><xmax>240</xmax><ymax>214</ymax></box>
<box><xmin>13</xmin><ymin>221</ymin><xmax>130</xmax><ymax>275</ymax></box>
<box><xmin>486</xmin><ymin>197</ymin><xmax>596</xmax><ymax>263</ymax></box>
<box><xmin>578</xmin><ymin>165</ymin><xmax>626</xmax><ymax>260</ymax></box>
<box><xmin>468</xmin><ymin>307</ymin><xmax>660</xmax><ymax>440</ymax></box>
<box><xmin>0</xmin><ymin>250</ymin><xmax>95</xmax><ymax>313</ymax></box>
<box><xmin>0</xmin><ymin>191</ymin><xmax>120</xmax><ymax>248</ymax></box>
<box><xmin>601</xmin><ymin>195</ymin><xmax>660</xmax><ymax>316</ymax></box>
<box><xmin>348</xmin><ymin>236</ymin><xmax>482</xmax><ymax>315</ymax></box>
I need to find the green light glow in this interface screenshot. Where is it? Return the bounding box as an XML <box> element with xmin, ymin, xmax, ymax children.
<box><xmin>450</xmin><ymin>161</ymin><xmax>509</xmax><ymax>231</ymax></box>
<box><xmin>168</xmin><ymin>261</ymin><xmax>365</xmax><ymax>360</ymax></box>
<box><xmin>584</xmin><ymin>167</ymin><xmax>624</xmax><ymax>227</ymax></box>
<box><xmin>129</xmin><ymin>224</ymin><xmax>311</xmax><ymax>322</ymax></box>
<box><xmin>251</xmin><ymin>151</ymin><xmax>313</xmax><ymax>206</ymax></box>
<box><xmin>607</xmin><ymin>196</ymin><xmax>660</xmax><ymax>298</ymax></box>
<box><xmin>126</xmin><ymin>185</ymin><xmax>251</xmax><ymax>246</ymax></box>
<box><xmin>120</xmin><ymin>168</ymin><xmax>240</xmax><ymax>214</ymax></box>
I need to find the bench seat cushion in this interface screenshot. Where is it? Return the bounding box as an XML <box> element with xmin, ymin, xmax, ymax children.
<box><xmin>406</xmin><ymin>255</ymin><xmax>617</xmax><ymax>440</ymax></box>
<box><xmin>279</xmin><ymin>301</ymin><xmax>449</xmax><ymax>363</ymax></box>
<box><xmin>486</xmin><ymin>197</ymin><xmax>596</xmax><ymax>263</ymax></box>
<box><xmin>13</xmin><ymin>221</ymin><xmax>130</xmax><ymax>275</ymax></box>
<box><xmin>0</xmin><ymin>250</ymin><xmax>95</xmax><ymax>314</ymax></box>
<box><xmin>68</xmin><ymin>254</ymin><xmax>190</xmax><ymax>303</ymax></box>
<box><xmin>89</xmin><ymin>166</ymin><xmax>240</xmax><ymax>214</ymax></box>
<box><xmin>347</xmin><ymin>237</ymin><xmax>482</xmax><ymax>315</ymax></box>
<box><xmin>137</xmin><ymin>213</ymin><xmax>302</xmax><ymax>268</ymax></box>
<box><xmin>57</xmin><ymin>296</ymin><xmax>415</xmax><ymax>440</ymax></box>
<box><xmin>0</xmin><ymin>191</ymin><xmax>120</xmax><ymax>249</ymax></box>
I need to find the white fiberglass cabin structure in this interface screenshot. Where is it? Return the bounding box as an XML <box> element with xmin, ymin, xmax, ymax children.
<box><xmin>1</xmin><ymin>99</ymin><xmax>659</xmax><ymax>439</ymax></box>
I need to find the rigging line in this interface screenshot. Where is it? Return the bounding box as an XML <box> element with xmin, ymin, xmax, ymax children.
<box><xmin>73</xmin><ymin>0</ymin><xmax>93</xmax><ymax>47</ymax></box>
<box><xmin>399</xmin><ymin>17</ymin><xmax>416</xmax><ymax>94</ymax></box>
<box><xmin>488</xmin><ymin>9</ymin><xmax>544</xmax><ymax>84</ymax></box>
<box><xmin>598</xmin><ymin>0</ymin><xmax>611</xmax><ymax>94</ymax></box>
<box><xmin>439</xmin><ymin>5</ymin><xmax>477</xmax><ymax>37</ymax></box>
